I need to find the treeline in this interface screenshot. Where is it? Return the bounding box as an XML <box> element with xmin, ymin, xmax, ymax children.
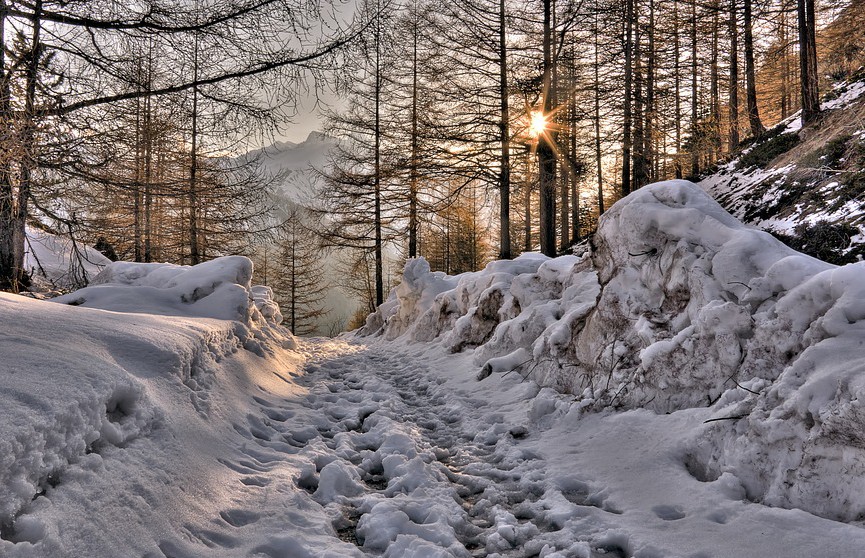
<box><xmin>0</xmin><ymin>0</ymin><xmax>357</xmax><ymax>293</ymax></box>
<box><xmin>316</xmin><ymin>0</ymin><xmax>864</xmax><ymax>311</ymax></box>
<box><xmin>2</xmin><ymin>0</ymin><xmax>863</xmax><ymax>332</ymax></box>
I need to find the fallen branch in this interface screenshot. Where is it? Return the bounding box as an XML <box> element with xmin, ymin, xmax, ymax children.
<box><xmin>703</xmin><ymin>414</ymin><xmax>747</xmax><ymax>424</ymax></box>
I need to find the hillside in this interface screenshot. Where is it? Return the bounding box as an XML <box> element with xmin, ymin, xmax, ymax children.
<box><xmin>700</xmin><ymin>73</ymin><xmax>865</xmax><ymax>263</ymax></box>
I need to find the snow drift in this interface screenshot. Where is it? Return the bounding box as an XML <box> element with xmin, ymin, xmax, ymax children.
<box><xmin>24</xmin><ymin>226</ymin><xmax>111</xmax><ymax>291</ymax></box>
<box><xmin>361</xmin><ymin>180</ymin><xmax>865</xmax><ymax>521</ymax></box>
<box><xmin>0</xmin><ymin>255</ymin><xmax>305</xmax><ymax>556</ymax></box>
<box><xmin>52</xmin><ymin>256</ymin><xmax>281</xmax><ymax>328</ymax></box>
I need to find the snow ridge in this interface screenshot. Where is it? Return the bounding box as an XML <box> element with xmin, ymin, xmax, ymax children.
<box><xmin>360</xmin><ymin>180</ymin><xmax>865</xmax><ymax>521</ymax></box>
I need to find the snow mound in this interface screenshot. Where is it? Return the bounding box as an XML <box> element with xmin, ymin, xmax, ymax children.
<box><xmin>364</xmin><ymin>180</ymin><xmax>831</xmax><ymax>411</ymax></box>
<box><xmin>360</xmin><ymin>180</ymin><xmax>865</xmax><ymax>520</ymax></box>
<box><xmin>24</xmin><ymin>226</ymin><xmax>111</xmax><ymax>290</ymax></box>
<box><xmin>51</xmin><ymin>256</ymin><xmax>279</xmax><ymax>328</ymax></box>
<box><xmin>0</xmin><ymin>287</ymin><xmax>305</xmax><ymax>556</ymax></box>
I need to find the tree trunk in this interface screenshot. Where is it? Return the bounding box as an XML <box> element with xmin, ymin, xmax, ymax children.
<box><xmin>189</xmin><ymin>36</ymin><xmax>201</xmax><ymax>265</ymax></box>
<box><xmin>690</xmin><ymin>0</ymin><xmax>699</xmax><ymax>177</ymax></box>
<box><xmin>797</xmin><ymin>0</ymin><xmax>819</xmax><ymax>125</ymax></box>
<box><xmin>498</xmin><ymin>0</ymin><xmax>512</xmax><ymax>259</ymax></box>
<box><xmin>743</xmin><ymin>0</ymin><xmax>764</xmax><ymax>136</ymax></box>
<box><xmin>673</xmin><ymin>0</ymin><xmax>683</xmax><ymax>178</ymax></box>
<box><xmin>13</xmin><ymin>0</ymin><xmax>43</xmax><ymax>290</ymax></box>
<box><xmin>133</xmin><ymin>73</ymin><xmax>143</xmax><ymax>262</ymax></box>
<box><xmin>780</xmin><ymin>6</ymin><xmax>791</xmax><ymax>119</ymax></box>
<box><xmin>710</xmin><ymin>0</ymin><xmax>720</xmax><ymax>161</ymax></box>
<box><xmin>143</xmin><ymin>42</ymin><xmax>154</xmax><ymax>263</ymax></box>
<box><xmin>645</xmin><ymin>0</ymin><xmax>655</xmax><ymax>182</ymax></box>
<box><xmin>374</xmin><ymin>9</ymin><xmax>384</xmax><ymax>306</ymax></box>
<box><xmin>409</xmin><ymin>9</ymin><xmax>419</xmax><ymax>259</ymax></box>
<box><xmin>633</xmin><ymin>14</ymin><xmax>648</xmax><ymax>189</ymax></box>
<box><xmin>594</xmin><ymin>9</ymin><xmax>604</xmax><ymax>216</ymax></box>
<box><xmin>524</xmin><ymin>149</ymin><xmax>532</xmax><ymax>252</ymax></box>
<box><xmin>570</xmin><ymin>52</ymin><xmax>580</xmax><ymax>237</ymax></box>
<box><xmin>621</xmin><ymin>0</ymin><xmax>634</xmax><ymax>198</ymax></box>
<box><xmin>0</xmin><ymin>1</ymin><xmax>18</xmax><ymax>290</ymax></box>
<box><xmin>728</xmin><ymin>0</ymin><xmax>740</xmax><ymax>149</ymax></box>
<box><xmin>538</xmin><ymin>0</ymin><xmax>556</xmax><ymax>257</ymax></box>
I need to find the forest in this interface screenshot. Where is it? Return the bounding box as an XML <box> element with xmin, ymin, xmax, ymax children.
<box><xmin>1</xmin><ymin>0</ymin><xmax>862</xmax><ymax>334</ymax></box>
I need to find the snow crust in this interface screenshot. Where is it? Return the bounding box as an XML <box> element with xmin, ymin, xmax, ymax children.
<box><xmin>24</xmin><ymin>226</ymin><xmax>110</xmax><ymax>290</ymax></box>
<box><xmin>361</xmin><ymin>180</ymin><xmax>865</xmax><ymax>521</ymax></box>
<box><xmin>51</xmin><ymin>256</ymin><xmax>278</xmax><ymax>328</ymax></box>
<box><xmin>0</xmin><ymin>288</ymin><xmax>304</xmax><ymax>557</ymax></box>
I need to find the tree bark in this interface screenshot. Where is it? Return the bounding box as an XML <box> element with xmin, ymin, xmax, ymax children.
<box><xmin>374</xmin><ymin>7</ymin><xmax>384</xmax><ymax>306</ymax></box>
<box><xmin>409</xmin><ymin>9</ymin><xmax>419</xmax><ymax>259</ymax></box>
<box><xmin>621</xmin><ymin>0</ymin><xmax>634</xmax><ymax>198</ymax></box>
<box><xmin>189</xmin><ymin>35</ymin><xmax>201</xmax><ymax>265</ymax></box>
<box><xmin>645</xmin><ymin>0</ymin><xmax>655</xmax><ymax>183</ymax></box>
<box><xmin>538</xmin><ymin>0</ymin><xmax>556</xmax><ymax>257</ymax></box>
<box><xmin>797</xmin><ymin>0</ymin><xmax>820</xmax><ymax>125</ymax></box>
<box><xmin>13</xmin><ymin>0</ymin><xmax>44</xmax><ymax>290</ymax></box>
<box><xmin>710</xmin><ymin>0</ymin><xmax>720</xmax><ymax>161</ymax></box>
<box><xmin>594</xmin><ymin>8</ymin><xmax>604</xmax><ymax>216</ymax></box>
<box><xmin>690</xmin><ymin>0</ymin><xmax>699</xmax><ymax>177</ymax></box>
<box><xmin>728</xmin><ymin>0</ymin><xmax>740</xmax><ymax>149</ymax></box>
<box><xmin>673</xmin><ymin>0</ymin><xmax>683</xmax><ymax>178</ymax></box>
<box><xmin>743</xmin><ymin>0</ymin><xmax>764</xmax><ymax>136</ymax></box>
<box><xmin>498</xmin><ymin>0</ymin><xmax>511</xmax><ymax>259</ymax></box>
<box><xmin>632</xmin><ymin>10</ymin><xmax>648</xmax><ymax>189</ymax></box>
<box><xmin>0</xmin><ymin>0</ymin><xmax>18</xmax><ymax>290</ymax></box>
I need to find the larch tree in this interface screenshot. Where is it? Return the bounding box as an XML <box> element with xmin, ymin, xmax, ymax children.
<box><xmin>272</xmin><ymin>204</ymin><xmax>331</xmax><ymax>336</ymax></box>
<box><xmin>0</xmin><ymin>0</ymin><xmax>361</xmax><ymax>291</ymax></box>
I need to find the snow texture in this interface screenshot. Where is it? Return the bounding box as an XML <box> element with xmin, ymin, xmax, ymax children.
<box><xmin>24</xmin><ymin>227</ymin><xmax>110</xmax><ymax>290</ymax></box>
<box><xmin>362</xmin><ymin>180</ymin><xmax>865</xmax><ymax>522</ymax></box>
<box><xmin>51</xmin><ymin>256</ymin><xmax>277</xmax><ymax>328</ymax></box>
<box><xmin>4</xmin><ymin>179</ymin><xmax>865</xmax><ymax>556</ymax></box>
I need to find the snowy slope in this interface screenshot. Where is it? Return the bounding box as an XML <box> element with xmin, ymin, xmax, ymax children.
<box><xmin>700</xmin><ymin>75</ymin><xmax>865</xmax><ymax>260</ymax></box>
<box><xmin>24</xmin><ymin>226</ymin><xmax>111</xmax><ymax>291</ymax></box>
<box><xmin>361</xmin><ymin>180</ymin><xmax>865</xmax><ymax>523</ymax></box>
<box><xmin>0</xmin><ymin>258</ymin><xmax>352</xmax><ymax>557</ymax></box>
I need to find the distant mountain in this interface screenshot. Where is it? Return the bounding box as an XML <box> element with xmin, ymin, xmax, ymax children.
<box><xmin>244</xmin><ymin>132</ymin><xmax>360</xmax><ymax>335</ymax></box>
<box><xmin>246</xmin><ymin>131</ymin><xmax>338</xmax><ymax>204</ymax></box>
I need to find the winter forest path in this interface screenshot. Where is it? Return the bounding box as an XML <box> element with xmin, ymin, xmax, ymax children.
<box><xmin>222</xmin><ymin>339</ymin><xmax>865</xmax><ymax>558</ymax></box>
<box><xmin>233</xmin><ymin>338</ymin><xmax>565</xmax><ymax>557</ymax></box>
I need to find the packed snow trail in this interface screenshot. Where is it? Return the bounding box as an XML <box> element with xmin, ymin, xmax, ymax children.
<box><xmin>216</xmin><ymin>338</ymin><xmax>865</xmax><ymax>558</ymax></box>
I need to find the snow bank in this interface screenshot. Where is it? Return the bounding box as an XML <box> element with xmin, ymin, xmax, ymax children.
<box><xmin>361</xmin><ymin>180</ymin><xmax>865</xmax><ymax>521</ymax></box>
<box><xmin>363</xmin><ymin>180</ymin><xmax>830</xmax><ymax>411</ymax></box>
<box><xmin>51</xmin><ymin>256</ymin><xmax>280</xmax><ymax>328</ymax></box>
<box><xmin>24</xmin><ymin>226</ymin><xmax>111</xmax><ymax>290</ymax></box>
<box><xmin>0</xmin><ymin>289</ymin><xmax>304</xmax><ymax>556</ymax></box>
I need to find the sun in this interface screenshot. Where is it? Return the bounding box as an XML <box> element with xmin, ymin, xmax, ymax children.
<box><xmin>529</xmin><ymin>111</ymin><xmax>547</xmax><ymax>137</ymax></box>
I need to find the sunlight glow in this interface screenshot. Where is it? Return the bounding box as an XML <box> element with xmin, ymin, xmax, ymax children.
<box><xmin>529</xmin><ymin>111</ymin><xmax>547</xmax><ymax>137</ymax></box>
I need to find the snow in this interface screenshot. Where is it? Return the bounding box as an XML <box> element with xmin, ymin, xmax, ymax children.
<box><xmin>4</xmin><ymin>180</ymin><xmax>865</xmax><ymax>556</ymax></box>
<box><xmin>699</xmin><ymin>76</ymin><xmax>865</xmax><ymax>240</ymax></box>
<box><xmin>362</xmin><ymin>180</ymin><xmax>865</xmax><ymax>523</ymax></box>
<box><xmin>24</xmin><ymin>226</ymin><xmax>110</xmax><ymax>290</ymax></box>
<box><xmin>51</xmin><ymin>256</ymin><xmax>275</xmax><ymax>327</ymax></box>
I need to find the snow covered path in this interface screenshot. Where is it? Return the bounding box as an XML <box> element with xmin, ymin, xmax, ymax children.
<box><xmin>221</xmin><ymin>338</ymin><xmax>865</xmax><ymax>558</ymax></box>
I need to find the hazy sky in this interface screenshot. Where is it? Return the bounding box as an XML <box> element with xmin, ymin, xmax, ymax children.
<box><xmin>280</xmin><ymin>89</ymin><xmax>335</xmax><ymax>143</ymax></box>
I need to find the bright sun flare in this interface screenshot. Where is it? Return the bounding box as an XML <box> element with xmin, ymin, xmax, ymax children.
<box><xmin>529</xmin><ymin>111</ymin><xmax>546</xmax><ymax>137</ymax></box>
